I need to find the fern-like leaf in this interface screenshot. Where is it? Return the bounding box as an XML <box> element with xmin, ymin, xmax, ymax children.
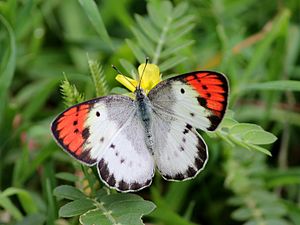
<box><xmin>60</xmin><ymin>76</ymin><xmax>85</xmax><ymax>107</ymax></box>
<box><xmin>88</xmin><ymin>59</ymin><xmax>109</xmax><ymax>97</ymax></box>
<box><xmin>124</xmin><ymin>1</ymin><xmax>195</xmax><ymax>73</ymax></box>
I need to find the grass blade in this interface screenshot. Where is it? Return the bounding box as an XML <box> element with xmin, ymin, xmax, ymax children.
<box><xmin>78</xmin><ymin>0</ymin><xmax>113</xmax><ymax>50</ymax></box>
<box><xmin>0</xmin><ymin>15</ymin><xmax>16</xmax><ymax>127</ymax></box>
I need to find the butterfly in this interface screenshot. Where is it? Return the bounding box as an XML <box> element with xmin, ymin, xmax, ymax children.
<box><xmin>51</xmin><ymin>65</ymin><xmax>229</xmax><ymax>192</ymax></box>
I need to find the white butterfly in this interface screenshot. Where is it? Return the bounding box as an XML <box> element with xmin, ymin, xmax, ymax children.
<box><xmin>51</xmin><ymin>65</ymin><xmax>228</xmax><ymax>192</ymax></box>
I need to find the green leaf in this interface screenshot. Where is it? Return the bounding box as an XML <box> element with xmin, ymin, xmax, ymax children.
<box><xmin>264</xmin><ymin>219</ymin><xmax>291</xmax><ymax>225</ymax></box>
<box><xmin>59</xmin><ymin>198</ymin><xmax>95</xmax><ymax>217</ymax></box>
<box><xmin>119</xmin><ymin>58</ymin><xmax>138</xmax><ymax>79</ymax></box>
<box><xmin>283</xmin><ymin>201</ymin><xmax>300</xmax><ymax>225</ymax></box>
<box><xmin>231</xmin><ymin>207</ymin><xmax>252</xmax><ymax>221</ymax></box>
<box><xmin>147</xmin><ymin>3</ymin><xmax>165</xmax><ymax>29</ymax></box>
<box><xmin>161</xmin><ymin>40</ymin><xmax>194</xmax><ymax>58</ymax></box>
<box><xmin>0</xmin><ymin>192</ymin><xmax>23</xmax><ymax>221</ymax></box>
<box><xmin>171</xmin><ymin>15</ymin><xmax>195</xmax><ymax>30</ymax></box>
<box><xmin>129</xmin><ymin>1</ymin><xmax>194</xmax><ymax>69</ymax></box>
<box><xmin>173</xmin><ymin>2</ymin><xmax>189</xmax><ymax>19</ymax></box>
<box><xmin>135</xmin><ymin>15</ymin><xmax>160</xmax><ymax>43</ymax></box>
<box><xmin>53</xmin><ymin>185</ymin><xmax>86</xmax><ymax>200</ymax></box>
<box><xmin>244</xmin><ymin>221</ymin><xmax>259</xmax><ymax>225</ymax></box>
<box><xmin>130</xmin><ymin>26</ymin><xmax>155</xmax><ymax>56</ymax></box>
<box><xmin>260</xmin><ymin>205</ymin><xmax>286</xmax><ymax>217</ymax></box>
<box><xmin>241</xmin><ymin>9</ymin><xmax>290</xmax><ymax>82</ymax></box>
<box><xmin>15</xmin><ymin>214</ymin><xmax>46</xmax><ymax>225</ymax></box>
<box><xmin>160</xmin><ymin>55</ymin><xmax>187</xmax><ymax>72</ymax></box>
<box><xmin>2</xmin><ymin>188</ymin><xmax>38</xmax><ymax>215</ymax></box>
<box><xmin>243</xmin><ymin>80</ymin><xmax>300</xmax><ymax>92</ymax></box>
<box><xmin>262</xmin><ymin>168</ymin><xmax>300</xmax><ymax>187</ymax></box>
<box><xmin>0</xmin><ymin>14</ymin><xmax>16</xmax><ymax>126</ymax></box>
<box><xmin>79</xmin><ymin>193</ymin><xmax>156</xmax><ymax>225</ymax></box>
<box><xmin>242</xmin><ymin>130</ymin><xmax>277</xmax><ymax>145</ymax></box>
<box><xmin>55</xmin><ymin>172</ymin><xmax>78</xmax><ymax>182</ymax></box>
<box><xmin>230</xmin><ymin>123</ymin><xmax>263</xmax><ymax>135</ymax></box>
<box><xmin>247</xmin><ymin>144</ymin><xmax>272</xmax><ymax>156</ymax></box>
<box><xmin>220</xmin><ymin>118</ymin><xmax>238</xmax><ymax>129</ymax></box>
<box><xmin>126</xmin><ymin>39</ymin><xmax>146</xmax><ymax>63</ymax></box>
<box><xmin>78</xmin><ymin>0</ymin><xmax>113</xmax><ymax>50</ymax></box>
<box><xmin>168</xmin><ymin>24</ymin><xmax>195</xmax><ymax>43</ymax></box>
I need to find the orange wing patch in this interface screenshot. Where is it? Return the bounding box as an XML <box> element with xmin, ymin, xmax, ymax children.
<box><xmin>52</xmin><ymin>103</ymin><xmax>96</xmax><ymax>164</ymax></box>
<box><xmin>184</xmin><ymin>71</ymin><xmax>229</xmax><ymax>130</ymax></box>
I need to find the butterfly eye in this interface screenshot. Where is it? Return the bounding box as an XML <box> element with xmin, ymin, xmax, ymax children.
<box><xmin>96</xmin><ymin>111</ymin><xmax>100</xmax><ymax>117</ymax></box>
<box><xmin>180</xmin><ymin>88</ymin><xmax>185</xmax><ymax>94</ymax></box>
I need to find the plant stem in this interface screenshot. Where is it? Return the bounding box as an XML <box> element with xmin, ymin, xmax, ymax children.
<box><xmin>153</xmin><ymin>16</ymin><xmax>172</xmax><ymax>64</ymax></box>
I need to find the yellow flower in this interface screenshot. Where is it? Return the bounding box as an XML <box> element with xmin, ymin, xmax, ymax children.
<box><xmin>116</xmin><ymin>63</ymin><xmax>161</xmax><ymax>94</ymax></box>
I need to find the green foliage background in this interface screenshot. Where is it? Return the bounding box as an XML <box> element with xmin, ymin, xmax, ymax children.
<box><xmin>0</xmin><ymin>0</ymin><xmax>300</xmax><ymax>225</ymax></box>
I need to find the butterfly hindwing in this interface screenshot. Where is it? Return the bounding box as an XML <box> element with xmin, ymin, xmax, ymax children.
<box><xmin>51</xmin><ymin>95</ymin><xmax>155</xmax><ymax>192</ymax></box>
<box><xmin>151</xmin><ymin>113</ymin><xmax>208</xmax><ymax>180</ymax></box>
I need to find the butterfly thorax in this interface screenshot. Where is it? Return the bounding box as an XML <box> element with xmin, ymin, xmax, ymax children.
<box><xmin>135</xmin><ymin>88</ymin><xmax>154</xmax><ymax>153</ymax></box>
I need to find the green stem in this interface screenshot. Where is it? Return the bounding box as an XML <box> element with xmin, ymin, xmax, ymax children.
<box><xmin>153</xmin><ymin>16</ymin><xmax>172</xmax><ymax>64</ymax></box>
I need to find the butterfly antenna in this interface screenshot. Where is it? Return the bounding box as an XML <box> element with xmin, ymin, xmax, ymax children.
<box><xmin>138</xmin><ymin>57</ymin><xmax>149</xmax><ymax>89</ymax></box>
<box><xmin>112</xmin><ymin>65</ymin><xmax>136</xmax><ymax>88</ymax></box>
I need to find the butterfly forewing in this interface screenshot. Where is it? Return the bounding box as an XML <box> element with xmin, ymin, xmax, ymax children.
<box><xmin>148</xmin><ymin>71</ymin><xmax>229</xmax><ymax>131</ymax></box>
<box><xmin>51</xmin><ymin>101</ymin><xmax>98</xmax><ymax>165</ymax></box>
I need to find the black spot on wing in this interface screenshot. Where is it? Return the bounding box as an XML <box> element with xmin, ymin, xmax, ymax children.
<box><xmin>183</xmin><ymin>124</ymin><xmax>192</xmax><ymax>134</ymax></box>
<box><xmin>82</xmin><ymin>128</ymin><xmax>90</xmax><ymax>139</ymax></box>
<box><xmin>207</xmin><ymin>115</ymin><xmax>222</xmax><ymax>131</ymax></box>
<box><xmin>186</xmin><ymin>123</ymin><xmax>192</xmax><ymax>130</ymax></box>
<box><xmin>130</xmin><ymin>182</ymin><xmax>142</xmax><ymax>190</ymax></box>
<box><xmin>118</xmin><ymin>180</ymin><xmax>129</xmax><ymax>191</ymax></box>
<box><xmin>186</xmin><ymin>166</ymin><xmax>197</xmax><ymax>177</ymax></box>
<box><xmin>98</xmin><ymin>159</ymin><xmax>109</xmax><ymax>181</ymax></box>
<box><xmin>162</xmin><ymin>174</ymin><xmax>172</xmax><ymax>180</ymax></box>
<box><xmin>107</xmin><ymin>174</ymin><xmax>116</xmax><ymax>186</ymax></box>
<box><xmin>77</xmin><ymin>148</ymin><xmax>97</xmax><ymax>165</ymax></box>
<box><xmin>197</xmin><ymin>96</ymin><xmax>207</xmax><ymax>107</ymax></box>
<box><xmin>174</xmin><ymin>173</ymin><xmax>185</xmax><ymax>180</ymax></box>
<box><xmin>195</xmin><ymin>136</ymin><xmax>207</xmax><ymax>170</ymax></box>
